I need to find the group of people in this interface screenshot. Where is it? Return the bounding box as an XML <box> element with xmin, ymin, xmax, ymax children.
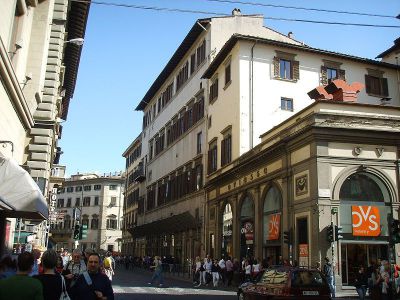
<box><xmin>0</xmin><ymin>247</ymin><xmax>115</xmax><ymax>300</ymax></box>
<box><xmin>353</xmin><ymin>259</ymin><xmax>400</xmax><ymax>300</ymax></box>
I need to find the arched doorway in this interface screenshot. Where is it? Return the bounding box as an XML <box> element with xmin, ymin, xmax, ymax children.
<box><xmin>338</xmin><ymin>171</ymin><xmax>392</xmax><ymax>286</ymax></box>
<box><xmin>221</xmin><ymin>202</ymin><xmax>233</xmax><ymax>259</ymax></box>
<box><xmin>240</xmin><ymin>195</ymin><xmax>255</xmax><ymax>259</ymax></box>
<box><xmin>263</xmin><ymin>185</ymin><xmax>282</xmax><ymax>265</ymax></box>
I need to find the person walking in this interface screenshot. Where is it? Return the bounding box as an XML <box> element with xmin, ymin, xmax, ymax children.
<box><xmin>370</xmin><ymin>265</ymin><xmax>382</xmax><ymax>300</ymax></box>
<box><xmin>218</xmin><ymin>257</ymin><xmax>226</xmax><ymax>286</ymax></box>
<box><xmin>323</xmin><ymin>257</ymin><xmax>335</xmax><ymax>298</ymax></box>
<box><xmin>103</xmin><ymin>252</ymin><xmax>114</xmax><ymax>282</ymax></box>
<box><xmin>70</xmin><ymin>253</ymin><xmax>114</xmax><ymax>300</ymax></box>
<box><xmin>193</xmin><ymin>256</ymin><xmax>203</xmax><ymax>287</ymax></box>
<box><xmin>225</xmin><ymin>256</ymin><xmax>233</xmax><ymax>287</ymax></box>
<box><xmin>148</xmin><ymin>256</ymin><xmax>164</xmax><ymax>287</ymax></box>
<box><xmin>64</xmin><ymin>248</ymin><xmax>87</xmax><ymax>289</ymax></box>
<box><xmin>34</xmin><ymin>249</ymin><xmax>67</xmax><ymax>300</ymax></box>
<box><xmin>0</xmin><ymin>251</ymin><xmax>43</xmax><ymax>300</ymax></box>
<box><xmin>354</xmin><ymin>266</ymin><xmax>368</xmax><ymax>300</ymax></box>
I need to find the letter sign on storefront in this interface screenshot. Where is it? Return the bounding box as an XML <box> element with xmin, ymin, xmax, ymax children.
<box><xmin>351</xmin><ymin>205</ymin><xmax>381</xmax><ymax>236</ymax></box>
<box><xmin>267</xmin><ymin>213</ymin><xmax>281</xmax><ymax>240</ymax></box>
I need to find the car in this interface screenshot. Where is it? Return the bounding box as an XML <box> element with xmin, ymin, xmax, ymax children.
<box><xmin>237</xmin><ymin>266</ymin><xmax>332</xmax><ymax>299</ymax></box>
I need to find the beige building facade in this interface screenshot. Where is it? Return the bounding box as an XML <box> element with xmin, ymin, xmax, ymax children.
<box><xmin>0</xmin><ymin>0</ymin><xmax>90</xmax><ymax>254</ymax></box>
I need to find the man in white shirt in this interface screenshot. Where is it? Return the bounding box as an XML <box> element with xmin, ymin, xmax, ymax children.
<box><xmin>218</xmin><ymin>257</ymin><xmax>226</xmax><ymax>286</ymax></box>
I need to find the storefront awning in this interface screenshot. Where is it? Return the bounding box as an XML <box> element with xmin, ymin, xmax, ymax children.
<box><xmin>129</xmin><ymin>212</ymin><xmax>198</xmax><ymax>238</ymax></box>
<box><xmin>0</xmin><ymin>153</ymin><xmax>48</xmax><ymax>220</ymax></box>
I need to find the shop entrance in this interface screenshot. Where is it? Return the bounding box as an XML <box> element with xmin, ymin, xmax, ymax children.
<box><xmin>341</xmin><ymin>243</ymin><xmax>388</xmax><ymax>285</ymax></box>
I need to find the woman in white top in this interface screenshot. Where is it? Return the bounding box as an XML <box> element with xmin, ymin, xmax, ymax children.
<box><xmin>252</xmin><ymin>259</ymin><xmax>260</xmax><ymax>279</ymax></box>
<box><xmin>194</xmin><ymin>256</ymin><xmax>203</xmax><ymax>287</ymax></box>
<box><xmin>244</xmin><ymin>260</ymin><xmax>252</xmax><ymax>282</ymax></box>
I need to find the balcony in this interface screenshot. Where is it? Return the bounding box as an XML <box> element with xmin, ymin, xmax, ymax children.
<box><xmin>133</xmin><ymin>162</ymin><xmax>145</xmax><ymax>182</ymax></box>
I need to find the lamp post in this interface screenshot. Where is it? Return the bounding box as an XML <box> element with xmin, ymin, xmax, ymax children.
<box><xmin>64</xmin><ymin>38</ymin><xmax>84</xmax><ymax>46</ymax></box>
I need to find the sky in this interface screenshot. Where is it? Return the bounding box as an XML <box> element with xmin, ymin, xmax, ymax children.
<box><xmin>59</xmin><ymin>0</ymin><xmax>400</xmax><ymax>176</ymax></box>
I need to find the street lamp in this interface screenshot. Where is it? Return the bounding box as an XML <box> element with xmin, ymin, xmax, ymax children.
<box><xmin>65</xmin><ymin>38</ymin><xmax>84</xmax><ymax>46</ymax></box>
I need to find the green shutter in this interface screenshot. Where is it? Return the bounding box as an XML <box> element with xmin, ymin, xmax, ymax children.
<box><xmin>293</xmin><ymin>60</ymin><xmax>300</xmax><ymax>80</ymax></box>
<box><xmin>321</xmin><ymin>66</ymin><xmax>328</xmax><ymax>85</ymax></box>
<box><xmin>338</xmin><ymin>69</ymin><xmax>346</xmax><ymax>81</ymax></box>
<box><xmin>381</xmin><ymin>78</ymin><xmax>389</xmax><ymax>97</ymax></box>
<box><xmin>273</xmin><ymin>56</ymin><xmax>279</xmax><ymax>78</ymax></box>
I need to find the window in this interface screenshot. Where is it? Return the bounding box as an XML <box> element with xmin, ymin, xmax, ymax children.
<box><xmin>197</xmin><ymin>132</ymin><xmax>202</xmax><ymax>154</ymax></box>
<box><xmin>64</xmin><ymin>216</ymin><xmax>71</xmax><ymax>229</ymax></box>
<box><xmin>225</xmin><ymin>62</ymin><xmax>231</xmax><ymax>86</ymax></box>
<box><xmin>221</xmin><ymin>133</ymin><xmax>232</xmax><ymax>166</ymax></box>
<box><xmin>57</xmin><ymin>199</ymin><xmax>64</xmax><ymax>208</ymax></box>
<box><xmin>91</xmin><ymin>215</ymin><xmax>99</xmax><ymax>229</ymax></box>
<box><xmin>365</xmin><ymin>72</ymin><xmax>389</xmax><ymax>97</ymax></box>
<box><xmin>75</xmin><ymin>186</ymin><xmax>82</xmax><ymax>192</ymax></box>
<box><xmin>107</xmin><ymin>217</ymin><xmax>118</xmax><ymax>229</ymax></box>
<box><xmin>209</xmin><ymin>76</ymin><xmax>218</xmax><ymax>102</ymax></box>
<box><xmin>83</xmin><ymin>197</ymin><xmax>91</xmax><ymax>206</ymax></box>
<box><xmin>82</xmin><ymin>215</ymin><xmax>89</xmax><ymax>228</ymax></box>
<box><xmin>94</xmin><ymin>184</ymin><xmax>101</xmax><ymax>190</ymax></box>
<box><xmin>149</xmin><ymin>140</ymin><xmax>153</xmax><ymax>160</ymax></box>
<box><xmin>66</xmin><ymin>187</ymin><xmax>73</xmax><ymax>193</ymax></box>
<box><xmin>208</xmin><ymin>140</ymin><xmax>218</xmax><ymax>174</ymax></box>
<box><xmin>321</xmin><ymin>61</ymin><xmax>345</xmax><ymax>85</ymax></box>
<box><xmin>190</xmin><ymin>53</ymin><xmax>196</xmax><ymax>75</ymax></box>
<box><xmin>94</xmin><ymin>196</ymin><xmax>99</xmax><ymax>206</ymax></box>
<box><xmin>273</xmin><ymin>51</ymin><xmax>299</xmax><ymax>81</ymax></box>
<box><xmin>66</xmin><ymin>198</ymin><xmax>71</xmax><ymax>207</ymax></box>
<box><xmin>75</xmin><ymin>198</ymin><xmax>80</xmax><ymax>207</ymax></box>
<box><xmin>110</xmin><ymin>197</ymin><xmax>117</xmax><ymax>207</ymax></box>
<box><xmin>281</xmin><ymin>97</ymin><xmax>293</xmax><ymax>111</ymax></box>
<box><xmin>195</xmin><ymin>164</ymin><xmax>203</xmax><ymax>190</ymax></box>
<box><xmin>196</xmin><ymin>40</ymin><xmax>206</xmax><ymax>67</ymax></box>
<box><xmin>84</xmin><ymin>185</ymin><xmax>91</xmax><ymax>191</ymax></box>
<box><xmin>176</xmin><ymin>61</ymin><xmax>189</xmax><ymax>92</ymax></box>
<box><xmin>109</xmin><ymin>185</ymin><xmax>117</xmax><ymax>190</ymax></box>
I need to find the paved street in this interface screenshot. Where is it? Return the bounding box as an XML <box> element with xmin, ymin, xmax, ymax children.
<box><xmin>112</xmin><ymin>267</ymin><xmax>237</xmax><ymax>300</ymax></box>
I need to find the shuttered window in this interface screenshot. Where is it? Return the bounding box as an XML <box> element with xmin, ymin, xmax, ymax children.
<box><xmin>210</xmin><ymin>77</ymin><xmax>219</xmax><ymax>102</ymax></box>
<box><xmin>365</xmin><ymin>75</ymin><xmax>389</xmax><ymax>97</ymax></box>
<box><xmin>208</xmin><ymin>141</ymin><xmax>218</xmax><ymax>174</ymax></box>
<box><xmin>273</xmin><ymin>55</ymin><xmax>299</xmax><ymax>81</ymax></box>
<box><xmin>321</xmin><ymin>66</ymin><xmax>345</xmax><ymax>85</ymax></box>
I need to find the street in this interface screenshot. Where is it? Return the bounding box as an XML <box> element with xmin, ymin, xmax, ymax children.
<box><xmin>112</xmin><ymin>267</ymin><xmax>237</xmax><ymax>300</ymax></box>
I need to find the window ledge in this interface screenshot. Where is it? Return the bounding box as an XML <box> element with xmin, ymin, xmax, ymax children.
<box><xmin>274</xmin><ymin>77</ymin><xmax>298</xmax><ymax>83</ymax></box>
<box><xmin>367</xmin><ymin>93</ymin><xmax>389</xmax><ymax>99</ymax></box>
<box><xmin>223</xmin><ymin>80</ymin><xmax>232</xmax><ymax>90</ymax></box>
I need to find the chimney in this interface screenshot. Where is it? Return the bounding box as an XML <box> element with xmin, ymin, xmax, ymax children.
<box><xmin>288</xmin><ymin>31</ymin><xmax>293</xmax><ymax>39</ymax></box>
<box><xmin>308</xmin><ymin>79</ymin><xmax>364</xmax><ymax>102</ymax></box>
<box><xmin>232</xmin><ymin>8</ymin><xmax>241</xmax><ymax>16</ymax></box>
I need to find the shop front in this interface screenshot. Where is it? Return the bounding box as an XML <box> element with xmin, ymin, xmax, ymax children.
<box><xmin>336</xmin><ymin>170</ymin><xmax>393</xmax><ymax>286</ymax></box>
<box><xmin>240</xmin><ymin>196</ymin><xmax>255</xmax><ymax>259</ymax></box>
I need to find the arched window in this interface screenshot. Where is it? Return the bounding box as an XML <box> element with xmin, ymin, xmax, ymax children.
<box><xmin>240</xmin><ymin>196</ymin><xmax>254</xmax><ymax>219</ymax></box>
<box><xmin>107</xmin><ymin>214</ymin><xmax>117</xmax><ymax>229</ymax></box>
<box><xmin>339</xmin><ymin>172</ymin><xmax>387</xmax><ymax>203</ymax></box>
<box><xmin>263</xmin><ymin>186</ymin><xmax>282</xmax><ymax>242</ymax></box>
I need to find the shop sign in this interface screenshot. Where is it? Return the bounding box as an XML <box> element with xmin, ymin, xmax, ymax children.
<box><xmin>299</xmin><ymin>244</ymin><xmax>308</xmax><ymax>257</ymax></box>
<box><xmin>267</xmin><ymin>213</ymin><xmax>281</xmax><ymax>240</ymax></box>
<box><xmin>352</xmin><ymin>205</ymin><xmax>380</xmax><ymax>236</ymax></box>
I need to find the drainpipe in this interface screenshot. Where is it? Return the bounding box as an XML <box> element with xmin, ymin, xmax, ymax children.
<box><xmin>249</xmin><ymin>41</ymin><xmax>257</xmax><ymax>150</ymax></box>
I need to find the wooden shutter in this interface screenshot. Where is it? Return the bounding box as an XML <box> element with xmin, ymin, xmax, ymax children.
<box><xmin>338</xmin><ymin>69</ymin><xmax>346</xmax><ymax>81</ymax></box>
<box><xmin>321</xmin><ymin>66</ymin><xmax>328</xmax><ymax>85</ymax></box>
<box><xmin>365</xmin><ymin>75</ymin><xmax>372</xmax><ymax>94</ymax></box>
<box><xmin>273</xmin><ymin>56</ymin><xmax>279</xmax><ymax>77</ymax></box>
<box><xmin>293</xmin><ymin>60</ymin><xmax>300</xmax><ymax>80</ymax></box>
<box><xmin>381</xmin><ymin>78</ymin><xmax>389</xmax><ymax>97</ymax></box>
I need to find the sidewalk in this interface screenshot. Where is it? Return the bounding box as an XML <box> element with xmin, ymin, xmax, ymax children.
<box><xmin>119</xmin><ymin>265</ymin><xmax>360</xmax><ymax>298</ymax></box>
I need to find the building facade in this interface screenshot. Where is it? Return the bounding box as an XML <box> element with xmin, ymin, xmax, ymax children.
<box><xmin>50</xmin><ymin>173</ymin><xmax>124</xmax><ymax>253</ymax></box>
<box><xmin>122</xmin><ymin>10</ymin><xmax>400</xmax><ymax>272</ymax></box>
<box><xmin>0</xmin><ymin>0</ymin><xmax>90</xmax><ymax>254</ymax></box>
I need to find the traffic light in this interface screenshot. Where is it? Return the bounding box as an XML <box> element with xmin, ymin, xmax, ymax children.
<box><xmin>283</xmin><ymin>229</ymin><xmax>292</xmax><ymax>244</ymax></box>
<box><xmin>327</xmin><ymin>224</ymin><xmax>334</xmax><ymax>243</ymax></box>
<box><xmin>335</xmin><ymin>225</ymin><xmax>343</xmax><ymax>241</ymax></box>
<box><xmin>79</xmin><ymin>224</ymin><xmax>88</xmax><ymax>240</ymax></box>
<box><xmin>390</xmin><ymin>219</ymin><xmax>400</xmax><ymax>244</ymax></box>
<box><xmin>73</xmin><ymin>224</ymin><xmax>80</xmax><ymax>240</ymax></box>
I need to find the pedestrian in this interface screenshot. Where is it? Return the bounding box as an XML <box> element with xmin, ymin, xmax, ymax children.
<box><xmin>29</xmin><ymin>248</ymin><xmax>42</xmax><ymax>276</ymax></box>
<box><xmin>70</xmin><ymin>253</ymin><xmax>114</xmax><ymax>300</ymax></box>
<box><xmin>34</xmin><ymin>249</ymin><xmax>68</xmax><ymax>300</ymax></box>
<box><xmin>252</xmin><ymin>259</ymin><xmax>260</xmax><ymax>279</ymax></box>
<box><xmin>380</xmin><ymin>263</ymin><xmax>390</xmax><ymax>300</ymax></box>
<box><xmin>103</xmin><ymin>252</ymin><xmax>114</xmax><ymax>282</ymax></box>
<box><xmin>315</xmin><ymin>261</ymin><xmax>321</xmax><ymax>272</ymax></box>
<box><xmin>64</xmin><ymin>248</ymin><xmax>87</xmax><ymax>289</ymax></box>
<box><xmin>354</xmin><ymin>265</ymin><xmax>368</xmax><ymax>300</ymax></box>
<box><xmin>203</xmin><ymin>256</ymin><xmax>212</xmax><ymax>286</ymax></box>
<box><xmin>323</xmin><ymin>256</ymin><xmax>335</xmax><ymax>298</ymax></box>
<box><xmin>0</xmin><ymin>255</ymin><xmax>16</xmax><ymax>279</ymax></box>
<box><xmin>0</xmin><ymin>251</ymin><xmax>43</xmax><ymax>299</ymax></box>
<box><xmin>244</xmin><ymin>259</ymin><xmax>252</xmax><ymax>282</ymax></box>
<box><xmin>370</xmin><ymin>265</ymin><xmax>382</xmax><ymax>300</ymax></box>
<box><xmin>62</xmin><ymin>249</ymin><xmax>70</xmax><ymax>268</ymax></box>
<box><xmin>148</xmin><ymin>256</ymin><xmax>164</xmax><ymax>287</ymax></box>
<box><xmin>211</xmin><ymin>260</ymin><xmax>220</xmax><ymax>287</ymax></box>
<box><xmin>55</xmin><ymin>255</ymin><xmax>64</xmax><ymax>274</ymax></box>
<box><xmin>193</xmin><ymin>256</ymin><xmax>203</xmax><ymax>287</ymax></box>
<box><xmin>218</xmin><ymin>257</ymin><xmax>226</xmax><ymax>286</ymax></box>
<box><xmin>225</xmin><ymin>256</ymin><xmax>233</xmax><ymax>287</ymax></box>
<box><xmin>83</xmin><ymin>248</ymin><xmax>94</xmax><ymax>267</ymax></box>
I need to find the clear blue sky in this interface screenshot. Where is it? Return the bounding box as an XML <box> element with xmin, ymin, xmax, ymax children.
<box><xmin>59</xmin><ymin>0</ymin><xmax>399</xmax><ymax>176</ymax></box>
